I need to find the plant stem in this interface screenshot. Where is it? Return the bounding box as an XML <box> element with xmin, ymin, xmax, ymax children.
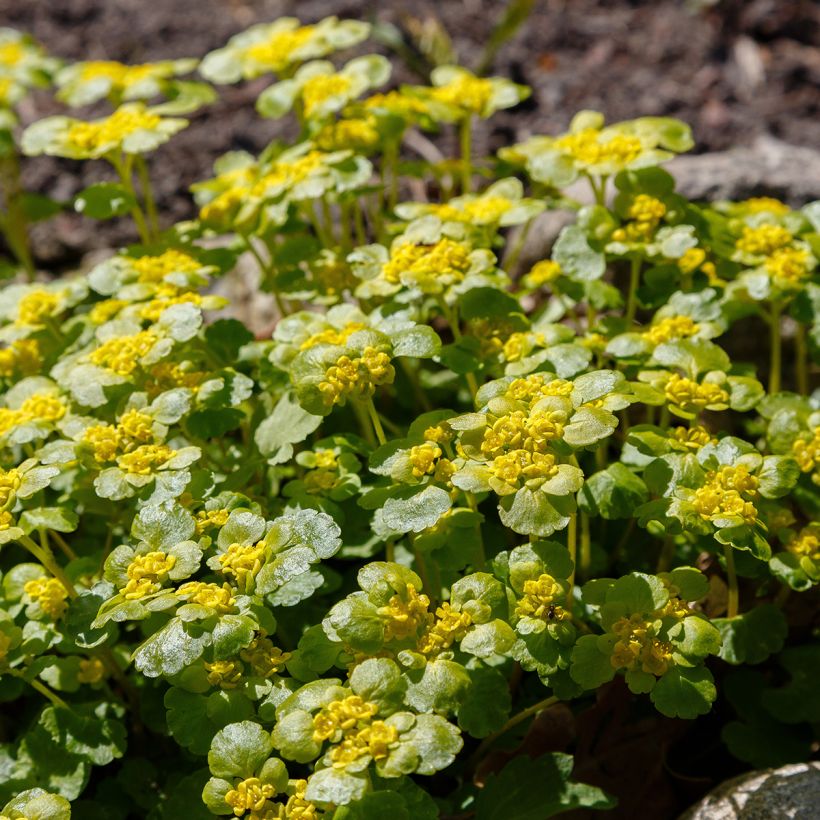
<box><xmin>8</xmin><ymin>669</ymin><xmax>70</xmax><ymax>709</ymax></box>
<box><xmin>19</xmin><ymin>534</ymin><xmax>78</xmax><ymax>600</ymax></box>
<box><xmin>110</xmin><ymin>153</ymin><xmax>151</xmax><ymax>245</ymax></box>
<box><xmin>439</xmin><ymin>299</ymin><xmax>479</xmax><ymax>398</ymax></box>
<box><xmin>363</xmin><ymin>397</ymin><xmax>387</xmax><ymax>446</ymax></box>
<box><xmin>724</xmin><ymin>544</ymin><xmax>739</xmax><ymax>618</ymax></box>
<box><xmin>239</xmin><ymin>232</ymin><xmax>288</xmax><ymax>318</ymax></box>
<box><xmin>566</xmin><ymin>513</ymin><xmax>577</xmax><ymax>609</ymax></box>
<box><xmin>502</xmin><ymin>218</ymin><xmax>534</xmax><ymax>275</ymax></box>
<box><xmin>48</xmin><ymin>530</ymin><xmax>78</xmax><ymax>561</ymax></box>
<box><xmin>625</xmin><ymin>256</ymin><xmax>641</xmax><ymax>325</ymax></box>
<box><xmin>579</xmin><ymin>511</ymin><xmax>591</xmax><ymax>581</ymax></box>
<box><xmin>135</xmin><ymin>155</ymin><xmax>159</xmax><ymax>239</ymax></box>
<box><xmin>769</xmin><ymin>301</ymin><xmax>782</xmax><ymax>394</ymax></box>
<box><xmin>795</xmin><ymin>322</ymin><xmax>808</xmax><ymax>395</ymax></box>
<box><xmin>468</xmin><ymin>695</ymin><xmax>559</xmax><ymax>769</ymax></box>
<box><xmin>459</xmin><ymin>115</ymin><xmax>473</xmax><ymax>194</ymax></box>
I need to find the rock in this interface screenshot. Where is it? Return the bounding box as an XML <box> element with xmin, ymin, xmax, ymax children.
<box><xmin>668</xmin><ymin>136</ymin><xmax>820</xmax><ymax>206</ymax></box>
<box><xmin>679</xmin><ymin>762</ymin><xmax>820</xmax><ymax>820</ymax></box>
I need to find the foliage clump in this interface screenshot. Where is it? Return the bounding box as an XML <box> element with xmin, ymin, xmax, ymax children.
<box><xmin>0</xmin><ymin>15</ymin><xmax>818</xmax><ymax>820</ymax></box>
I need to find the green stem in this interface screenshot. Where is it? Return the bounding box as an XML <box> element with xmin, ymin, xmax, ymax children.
<box><xmin>502</xmin><ymin>218</ymin><xmax>534</xmax><ymax>276</ymax></box>
<box><xmin>363</xmin><ymin>397</ymin><xmax>387</xmax><ymax>446</ymax></box>
<box><xmin>579</xmin><ymin>511</ymin><xmax>591</xmax><ymax>581</ymax></box>
<box><xmin>239</xmin><ymin>232</ymin><xmax>288</xmax><ymax>318</ymax></box>
<box><xmin>398</xmin><ymin>358</ymin><xmax>432</xmax><ymax>412</ymax></box>
<box><xmin>0</xmin><ymin>154</ymin><xmax>37</xmax><ymax>280</ymax></box>
<box><xmin>459</xmin><ymin>115</ymin><xmax>473</xmax><ymax>194</ymax></box>
<box><xmin>465</xmin><ymin>491</ymin><xmax>487</xmax><ymax>568</ymax></box>
<box><xmin>135</xmin><ymin>155</ymin><xmax>159</xmax><ymax>239</ymax></box>
<box><xmin>468</xmin><ymin>695</ymin><xmax>559</xmax><ymax>769</ymax></box>
<box><xmin>724</xmin><ymin>544</ymin><xmax>739</xmax><ymax>618</ymax></box>
<box><xmin>385</xmin><ymin>140</ymin><xmax>400</xmax><ymax>212</ymax></box>
<box><xmin>566</xmin><ymin>513</ymin><xmax>577</xmax><ymax>609</ymax></box>
<box><xmin>48</xmin><ymin>530</ymin><xmax>78</xmax><ymax>561</ymax></box>
<box><xmin>109</xmin><ymin>153</ymin><xmax>151</xmax><ymax>245</ymax></box>
<box><xmin>795</xmin><ymin>322</ymin><xmax>807</xmax><ymax>395</ymax></box>
<box><xmin>8</xmin><ymin>669</ymin><xmax>70</xmax><ymax>709</ymax></box>
<box><xmin>19</xmin><ymin>534</ymin><xmax>78</xmax><ymax>600</ymax></box>
<box><xmin>439</xmin><ymin>299</ymin><xmax>479</xmax><ymax>399</ymax></box>
<box><xmin>769</xmin><ymin>301</ymin><xmax>782</xmax><ymax>394</ymax></box>
<box><xmin>625</xmin><ymin>255</ymin><xmax>642</xmax><ymax>325</ymax></box>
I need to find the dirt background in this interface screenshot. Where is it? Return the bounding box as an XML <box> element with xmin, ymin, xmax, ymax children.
<box><xmin>1</xmin><ymin>0</ymin><xmax>819</xmax><ymax>268</ymax></box>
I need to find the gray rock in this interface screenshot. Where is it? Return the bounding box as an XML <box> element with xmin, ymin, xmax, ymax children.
<box><xmin>679</xmin><ymin>762</ymin><xmax>820</xmax><ymax>820</ymax></box>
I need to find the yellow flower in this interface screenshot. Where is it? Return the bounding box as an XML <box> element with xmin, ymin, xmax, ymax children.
<box><xmin>711</xmin><ymin>464</ymin><xmax>759</xmax><ymax>498</ymax></box>
<box><xmin>742</xmin><ymin>197</ymin><xmax>790</xmax><ymax>215</ymax></box>
<box><xmin>664</xmin><ymin>374</ymin><xmax>729</xmax><ymax>414</ymax></box>
<box><xmin>514</xmin><ymin>573</ymin><xmax>567</xmax><ymax>621</ymax></box>
<box><xmin>0</xmin><ymin>339</ymin><xmax>42</xmax><ymax>379</ymax></box>
<box><xmin>300</xmin><ymin>322</ymin><xmax>367</xmax><ymax>351</ymax></box>
<box><xmin>303</xmin><ymin>469</ymin><xmax>337</xmax><ymax>494</ymax></box>
<box><xmin>523</xmin><ymin>259</ymin><xmax>562</xmax><ymax>289</ymax></box>
<box><xmin>316</xmin><ymin>115</ymin><xmax>380</xmax><ymax>151</ymax></box>
<box><xmin>643</xmin><ymin>316</ymin><xmax>700</xmax><ymax>346</ymax></box>
<box><xmin>219</xmin><ymin>543</ymin><xmax>266</xmax><ymax>589</ymax></box>
<box><xmin>378</xmin><ymin>584</ymin><xmax>431</xmax><ymax>642</ymax></box>
<box><xmin>787</xmin><ymin>524</ymin><xmax>820</xmax><ymax>563</ymax></box>
<box><xmin>117</xmin><ymin>443</ymin><xmax>176</xmax><ymax>475</ymax></box>
<box><xmin>16</xmin><ymin>289</ymin><xmax>62</xmax><ymax>326</ymax></box>
<box><xmin>195</xmin><ymin>508</ymin><xmax>230</xmax><ymax>533</ymax></box>
<box><xmin>431</xmin><ymin>73</ymin><xmax>494</xmax><ymax>117</ymax></box>
<box><xmin>678</xmin><ymin>247</ymin><xmax>706</xmax><ymax>274</ymax></box>
<box><xmin>765</xmin><ymin>246</ymin><xmax>812</xmax><ymax>287</ymax></box>
<box><xmin>301</xmin><ymin>73</ymin><xmax>353</xmax><ymax>118</ymax></box>
<box><xmin>317</xmin><ymin>346</ymin><xmax>395</xmax><ymax>407</ymax></box>
<box><xmin>225</xmin><ymin>776</ymin><xmax>277</xmax><ymax>816</ymax></box>
<box><xmin>611</xmin><ymin>194</ymin><xmax>667</xmax><ymax>242</ymax></box>
<box><xmin>0</xmin><ymin>39</ymin><xmax>25</xmax><ymax>67</ymax></box>
<box><xmin>89</xmin><ymin>330</ymin><xmax>157</xmax><ymax>377</ymax></box>
<box><xmin>19</xmin><ymin>392</ymin><xmax>67</xmax><ymax>422</ymax></box>
<box><xmin>505</xmin><ymin>374</ymin><xmax>573</xmax><ymax>404</ymax></box>
<box><xmin>205</xmin><ymin>659</ymin><xmax>245</xmax><ymax>690</ymax></box>
<box><xmin>240</xmin><ymin>636</ymin><xmax>291</xmax><ymax>679</ymax></box>
<box><xmin>610</xmin><ymin>613</ymin><xmax>674</xmax><ymax>676</ymax></box>
<box><xmin>416</xmin><ymin>603</ymin><xmax>472</xmax><ymax>657</ymax></box>
<box><xmin>89</xmin><ymin>299</ymin><xmax>127</xmax><ymax>324</ymax></box>
<box><xmin>145</xmin><ymin>361</ymin><xmax>206</xmax><ymax>396</ymax></box>
<box><xmin>488</xmin><ymin>449</ymin><xmax>559</xmax><ymax>494</ymax></box>
<box><xmin>176</xmin><ymin>581</ymin><xmax>237</xmax><ymax>613</ymax></box>
<box><xmin>383</xmin><ymin>238</ymin><xmax>471</xmax><ymax>292</ymax></box>
<box><xmin>120</xmin><ymin>551</ymin><xmax>176</xmax><ymax>599</ymax></box>
<box><xmin>24</xmin><ymin>576</ymin><xmax>69</xmax><ymax>620</ymax></box>
<box><xmin>117</xmin><ymin>409</ymin><xmax>155</xmax><ymax>443</ymax></box>
<box><xmin>0</xmin><ymin>510</ymin><xmax>15</xmax><ymax>530</ymax></box>
<box><xmin>555</xmin><ymin>127</ymin><xmax>643</xmax><ymax>168</ymax></box>
<box><xmin>77</xmin><ymin>657</ymin><xmax>106</xmax><ymax>684</ymax></box>
<box><xmin>0</xmin><ymin>468</ymin><xmax>21</xmax><ymax>508</ymax></box>
<box><xmin>131</xmin><ymin>249</ymin><xmax>202</xmax><ymax>283</ymax></box>
<box><xmin>691</xmin><ymin>485</ymin><xmax>757</xmax><ymax>525</ymax></box>
<box><xmin>792</xmin><ymin>427</ymin><xmax>820</xmax><ymax>478</ymax></box>
<box><xmin>479</xmin><ymin>409</ymin><xmax>564</xmax><ymax>459</ymax></box>
<box><xmin>65</xmin><ymin>103</ymin><xmax>161</xmax><ymax>154</ymax></box>
<box><xmin>423</xmin><ymin>424</ymin><xmax>453</xmax><ymax>444</ymax></box>
<box><xmin>312</xmin><ymin>695</ymin><xmax>378</xmax><ymax>742</ymax></box>
<box><xmin>671</xmin><ymin>425</ymin><xmax>715</xmax><ymax>451</ymax></box>
<box><xmin>735</xmin><ymin>223</ymin><xmax>793</xmax><ymax>257</ymax></box>
<box><xmin>242</xmin><ymin>25</ymin><xmax>317</xmax><ymax>74</ymax></box>
<box><xmin>282</xmin><ymin>780</ymin><xmax>319</xmax><ymax>820</ymax></box>
<box><xmin>83</xmin><ymin>424</ymin><xmax>122</xmax><ymax>463</ymax></box>
<box><xmin>408</xmin><ymin>443</ymin><xmax>442</xmax><ymax>478</ymax></box>
<box><xmin>364</xmin><ymin>89</ymin><xmax>433</xmax><ymax>120</ymax></box>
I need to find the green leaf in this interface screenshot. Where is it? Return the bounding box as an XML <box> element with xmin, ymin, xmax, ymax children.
<box><xmin>208</xmin><ymin>721</ymin><xmax>273</xmax><ymax>779</ymax></box>
<box><xmin>475</xmin><ymin>753</ymin><xmax>615</xmax><ymax>819</ymax></box>
<box><xmin>19</xmin><ymin>507</ymin><xmax>79</xmax><ymax>534</ymax></box>
<box><xmin>255</xmin><ymin>391</ymin><xmax>323</xmax><ymax>465</ymax></box>
<box><xmin>763</xmin><ymin>645</ymin><xmax>820</xmax><ymax>724</ymax></box>
<box><xmin>457</xmin><ymin>666</ymin><xmax>511</xmax><ymax>738</ymax></box>
<box><xmin>570</xmin><ymin>635</ymin><xmax>616</xmax><ymax>690</ymax></box>
<box><xmin>1</xmin><ymin>788</ymin><xmax>72</xmax><ymax>820</ymax></box>
<box><xmin>553</xmin><ymin>225</ymin><xmax>606</xmax><ymax>282</ymax></box>
<box><xmin>74</xmin><ymin>183</ymin><xmax>137</xmax><ymax>219</ymax></box>
<box><xmin>714</xmin><ymin>604</ymin><xmax>787</xmax><ymax>665</ymax></box>
<box><xmin>578</xmin><ymin>464</ymin><xmax>648</xmax><ymax>519</ymax></box>
<box><xmin>132</xmin><ymin>503</ymin><xmax>195</xmax><ymax>550</ymax></box>
<box><xmin>38</xmin><ymin>705</ymin><xmax>126</xmax><ymax>767</ymax></box>
<box><xmin>380</xmin><ymin>485</ymin><xmax>452</xmax><ymax>534</ymax></box>
<box><xmin>305</xmin><ymin>767</ymin><xmax>369</xmax><ymax>806</ymax></box>
<box><xmin>204</xmin><ymin>319</ymin><xmax>254</xmax><ymax>363</ymax></box>
<box><xmin>133</xmin><ymin>618</ymin><xmax>210</xmax><ymax>677</ymax></box>
<box><xmin>650</xmin><ymin>666</ymin><xmax>716</xmax><ymax>719</ymax></box>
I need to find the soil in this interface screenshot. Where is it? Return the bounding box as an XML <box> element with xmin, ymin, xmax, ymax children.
<box><xmin>1</xmin><ymin>0</ymin><xmax>818</xmax><ymax>267</ymax></box>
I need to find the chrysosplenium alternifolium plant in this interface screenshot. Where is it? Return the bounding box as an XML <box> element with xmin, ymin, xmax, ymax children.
<box><xmin>0</xmin><ymin>16</ymin><xmax>819</xmax><ymax>820</ymax></box>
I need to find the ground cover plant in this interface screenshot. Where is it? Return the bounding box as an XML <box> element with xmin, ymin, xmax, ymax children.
<box><xmin>0</xmin><ymin>16</ymin><xmax>819</xmax><ymax>820</ymax></box>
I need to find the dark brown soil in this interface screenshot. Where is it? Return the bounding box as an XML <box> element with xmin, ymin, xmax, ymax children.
<box><xmin>2</xmin><ymin>0</ymin><xmax>819</xmax><ymax>267</ymax></box>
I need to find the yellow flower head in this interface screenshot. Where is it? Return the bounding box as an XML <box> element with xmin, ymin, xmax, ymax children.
<box><xmin>16</xmin><ymin>289</ymin><xmax>62</xmax><ymax>326</ymax></box>
<box><xmin>555</xmin><ymin>128</ymin><xmax>642</xmax><ymax>168</ymax></box>
<box><xmin>524</xmin><ymin>259</ymin><xmax>562</xmax><ymax>289</ymax></box>
<box><xmin>67</xmin><ymin>104</ymin><xmax>162</xmax><ymax>152</ymax></box>
<box><xmin>408</xmin><ymin>443</ymin><xmax>442</xmax><ymax>478</ymax></box>
<box><xmin>765</xmin><ymin>246</ymin><xmax>812</xmax><ymax>288</ymax></box>
<box><xmin>0</xmin><ymin>339</ymin><xmax>41</xmax><ymax>379</ymax></box>
<box><xmin>176</xmin><ymin>581</ymin><xmax>237</xmax><ymax>613</ymax></box>
<box><xmin>117</xmin><ymin>443</ymin><xmax>176</xmax><ymax>475</ymax></box>
<box><xmin>225</xmin><ymin>776</ymin><xmax>277</xmax><ymax>815</ymax></box>
<box><xmin>19</xmin><ymin>392</ymin><xmax>67</xmax><ymax>422</ymax></box>
<box><xmin>317</xmin><ymin>346</ymin><xmax>395</xmax><ymax>408</ymax></box>
<box><xmin>89</xmin><ymin>330</ymin><xmax>157</xmax><ymax>377</ymax></box>
<box><xmin>77</xmin><ymin>657</ymin><xmax>106</xmax><ymax>685</ymax></box>
<box><xmin>514</xmin><ymin>573</ymin><xmax>567</xmax><ymax>621</ymax></box>
<box><xmin>196</xmin><ymin>508</ymin><xmax>230</xmax><ymax>534</ymax></box>
<box><xmin>120</xmin><ymin>551</ymin><xmax>176</xmax><ymax>599</ymax></box>
<box><xmin>302</xmin><ymin>73</ymin><xmax>353</xmax><ymax>118</ymax></box>
<box><xmin>643</xmin><ymin>316</ymin><xmax>700</xmax><ymax>346</ymax></box>
<box><xmin>219</xmin><ymin>542</ymin><xmax>266</xmax><ymax>589</ymax></box>
<box><xmin>240</xmin><ymin>636</ymin><xmax>292</xmax><ymax>679</ymax></box>
<box><xmin>787</xmin><ymin>524</ymin><xmax>820</xmax><ymax>563</ymax></box>
<box><xmin>300</xmin><ymin>322</ymin><xmax>367</xmax><ymax>351</ymax></box>
<box><xmin>383</xmin><ymin>238</ymin><xmax>472</xmax><ymax>293</ymax></box>
<box><xmin>205</xmin><ymin>658</ymin><xmax>245</xmax><ymax>690</ymax></box>
<box><xmin>489</xmin><ymin>449</ymin><xmax>559</xmax><ymax>494</ymax></box>
<box><xmin>315</xmin><ymin>116</ymin><xmax>380</xmax><ymax>152</ymax></box>
<box><xmin>664</xmin><ymin>374</ymin><xmax>729</xmax><ymax>414</ymax></box>
<box><xmin>117</xmin><ymin>409</ymin><xmax>155</xmax><ymax>443</ymax></box>
<box><xmin>610</xmin><ymin>613</ymin><xmax>674</xmax><ymax>676</ymax></box>
<box><xmin>735</xmin><ymin>223</ymin><xmax>793</xmax><ymax>257</ymax></box>
<box><xmin>0</xmin><ymin>467</ymin><xmax>21</xmax><ymax>509</ymax></box>
<box><xmin>431</xmin><ymin>73</ymin><xmax>494</xmax><ymax>117</ymax></box>
<box><xmin>417</xmin><ymin>602</ymin><xmax>472</xmax><ymax>657</ymax></box>
<box><xmin>131</xmin><ymin>249</ymin><xmax>202</xmax><ymax>283</ymax></box>
<box><xmin>671</xmin><ymin>425</ymin><xmax>715</xmax><ymax>451</ymax></box>
<box><xmin>378</xmin><ymin>584</ymin><xmax>431</xmax><ymax>642</ymax></box>
<box><xmin>792</xmin><ymin>427</ymin><xmax>820</xmax><ymax>477</ymax></box>
<box><xmin>83</xmin><ymin>424</ymin><xmax>122</xmax><ymax>463</ymax></box>
<box><xmin>24</xmin><ymin>576</ymin><xmax>69</xmax><ymax>620</ymax></box>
